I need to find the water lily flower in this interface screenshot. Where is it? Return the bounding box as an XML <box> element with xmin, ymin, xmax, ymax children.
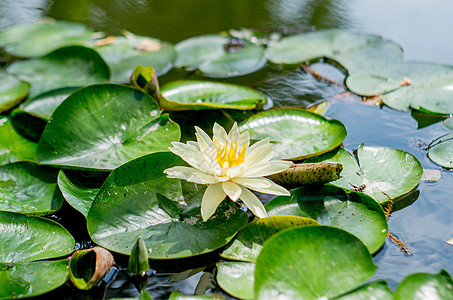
<box><xmin>164</xmin><ymin>122</ymin><xmax>292</xmax><ymax>221</ymax></box>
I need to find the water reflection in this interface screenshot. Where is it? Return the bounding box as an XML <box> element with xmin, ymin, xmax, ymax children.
<box><xmin>266</xmin><ymin>0</ymin><xmax>350</xmax><ymax>29</ymax></box>
<box><xmin>0</xmin><ymin>0</ymin><xmax>50</xmax><ymax>29</ymax></box>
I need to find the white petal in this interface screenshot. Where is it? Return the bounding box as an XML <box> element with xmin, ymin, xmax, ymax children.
<box><xmin>227</xmin><ymin>122</ymin><xmax>240</xmax><ymax>141</ymax></box>
<box><xmin>232</xmin><ymin>177</ymin><xmax>290</xmax><ymax>196</ymax></box>
<box><xmin>195</xmin><ymin>126</ymin><xmax>214</xmax><ymax>154</ymax></box>
<box><xmin>237</xmin><ymin>130</ymin><xmax>250</xmax><ymax>149</ymax></box>
<box><xmin>238</xmin><ymin>186</ymin><xmax>267</xmax><ymax>219</ymax></box>
<box><xmin>213</xmin><ymin>123</ymin><xmax>228</xmax><ymax>145</ymax></box>
<box><xmin>164</xmin><ymin>166</ymin><xmax>218</xmax><ymax>184</ymax></box>
<box><xmin>244</xmin><ymin>138</ymin><xmax>274</xmax><ymax>164</ymax></box>
<box><xmin>186</xmin><ymin>141</ymin><xmax>200</xmax><ymax>149</ymax></box>
<box><xmin>225</xmin><ymin>164</ymin><xmax>243</xmax><ymax>178</ymax></box>
<box><xmin>201</xmin><ymin>183</ymin><xmax>226</xmax><ymax>221</ymax></box>
<box><xmin>246</xmin><ymin>137</ymin><xmax>271</xmax><ymax>154</ymax></box>
<box><xmin>239</xmin><ymin>160</ymin><xmax>292</xmax><ymax>177</ymax></box>
<box><xmin>244</xmin><ymin>143</ymin><xmax>273</xmax><ymax>167</ymax></box>
<box><xmin>222</xmin><ymin>181</ymin><xmax>242</xmax><ymax>202</ymax></box>
<box><xmin>169</xmin><ymin>142</ymin><xmax>212</xmax><ymax>173</ymax></box>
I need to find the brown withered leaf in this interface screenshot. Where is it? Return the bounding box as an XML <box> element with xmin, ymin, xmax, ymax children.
<box><xmin>94</xmin><ymin>36</ymin><xmax>116</xmax><ymax>47</ymax></box>
<box><xmin>135</xmin><ymin>38</ymin><xmax>163</xmax><ymax>52</ymax></box>
<box><xmin>400</xmin><ymin>76</ymin><xmax>412</xmax><ymax>86</ymax></box>
<box><xmin>361</xmin><ymin>94</ymin><xmax>383</xmax><ymax>106</ymax></box>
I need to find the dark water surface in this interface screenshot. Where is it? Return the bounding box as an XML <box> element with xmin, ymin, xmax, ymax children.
<box><xmin>1</xmin><ymin>0</ymin><xmax>453</xmax><ymax>298</ymax></box>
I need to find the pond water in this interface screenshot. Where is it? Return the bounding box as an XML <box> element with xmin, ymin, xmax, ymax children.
<box><xmin>1</xmin><ymin>0</ymin><xmax>453</xmax><ymax>299</ymax></box>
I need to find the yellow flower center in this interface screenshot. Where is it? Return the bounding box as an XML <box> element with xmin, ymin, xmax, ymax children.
<box><xmin>215</xmin><ymin>139</ymin><xmax>246</xmax><ymax>170</ymax></box>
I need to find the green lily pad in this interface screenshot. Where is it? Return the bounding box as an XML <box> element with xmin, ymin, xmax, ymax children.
<box><xmin>0</xmin><ymin>211</ymin><xmax>74</xmax><ymax>263</ymax></box>
<box><xmin>0</xmin><ymin>259</ymin><xmax>69</xmax><ymax>299</ymax></box>
<box><xmin>265</xmin><ymin>29</ymin><xmax>403</xmax><ymax>73</ymax></box>
<box><xmin>0</xmin><ymin>161</ymin><xmax>62</xmax><ymax>215</ymax></box>
<box><xmin>0</xmin><ymin>117</ymin><xmax>37</xmax><ymax>166</ymax></box>
<box><xmin>58</xmin><ymin>170</ymin><xmax>99</xmax><ymax>217</ymax></box>
<box><xmin>221</xmin><ymin>216</ymin><xmax>319</xmax><ymax>262</ymax></box>
<box><xmin>37</xmin><ymin>84</ymin><xmax>180</xmax><ymax>170</ymax></box>
<box><xmin>174</xmin><ymin>35</ymin><xmax>230</xmax><ymax>69</ymax></box>
<box><xmin>346</xmin><ymin>62</ymin><xmax>453</xmax><ymax>114</ymax></box>
<box><xmin>93</xmin><ymin>34</ymin><xmax>175</xmax><ymax>82</ymax></box>
<box><xmin>10</xmin><ymin>108</ymin><xmax>47</xmax><ymax>143</ymax></box>
<box><xmin>7</xmin><ymin>45</ymin><xmax>110</xmax><ymax>98</ymax></box>
<box><xmin>111</xmin><ymin>290</ymin><xmax>154</xmax><ymax>300</ymax></box>
<box><xmin>266</xmin><ymin>184</ymin><xmax>388</xmax><ymax>254</ymax></box>
<box><xmin>254</xmin><ymin>226</ymin><xmax>377</xmax><ymax>299</ymax></box>
<box><xmin>21</xmin><ymin>87</ymin><xmax>79</xmax><ymax>120</ymax></box>
<box><xmin>331</xmin><ymin>144</ymin><xmax>423</xmax><ymax>204</ymax></box>
<box><xmin>306</xmin><ymin>147</ymin><xmax>362</xmax><ymax>188</ymax></box>
<box><xmin>0</xmin><ymin>71</ymin><xmax>30</xmax><ymax>113</ymax></box>
<box><xmin>307</xmin><ymin>145</ymin><xmax>423</xmax><ymax>203</ymax></box>
<box><xmin>443</xmin><ymin>117</ymin><xmax>453</xmax><ymax>130</ymax></box>
<box><xmin>160</xmin><ymin>80</ymin><xmax>267</xmax><ymax>111</ymax></box>
<box><xmin>216</xmin><ymin>261</ymin><xmax>255</xmax><ymax>300</ymax></box>
<box><xmin>199</xmin><ymin>44</ymin><xmax>266</xmax><ymax>78</ymax></box>
<box><xmin>87</xmin><ymin>152</ymin><xmax>249</xmax><ymax>258</ymax></box>
<box><xmin>394</xmin><ymin>270</ymin><xmax>453</xmax><ymax>300</ymax></box>
<box><xmin>335</xmin><ymin>280</ymin><xmax>393</xmax><ymax>299</ymax></box>
<box><xmin>428</xmin><ymin>133</ymin><xmax>453</xmax><ymax>169</ymax></box>
<box><xmin>169</xmin><ymin>290</ymin><xmax>221</xmax><ymax>299</ymax></box>
<box><xmin>0</xmin><ymin>21</ymin><xmax>93</xmax><ymax>58</ymax></box>
<box><xmin>8</xmin><ymin>88</ymin><xmax>79</xmax><ymax>143</ymax></box>
<box><xmin>238</xmin><ymin>108</ymin><xmax>347</xmax><ymax>160</ymax></box>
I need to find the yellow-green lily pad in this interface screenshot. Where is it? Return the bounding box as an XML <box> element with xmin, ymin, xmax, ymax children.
<box><xmin>160</xmin><ymin>80</ymin><xmax>267</xmax><ymax>111</ymax></box>
<box><xmin>0</xmin><ymin>71</ymin><xmax>30</xmax><ymax>113</ymax></box>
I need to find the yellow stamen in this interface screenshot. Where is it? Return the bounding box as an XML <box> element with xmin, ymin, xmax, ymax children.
<box><xmin>216</xmin><ymin>139</ymin><xmax>246</xmax><ymax>169</ymax></box>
